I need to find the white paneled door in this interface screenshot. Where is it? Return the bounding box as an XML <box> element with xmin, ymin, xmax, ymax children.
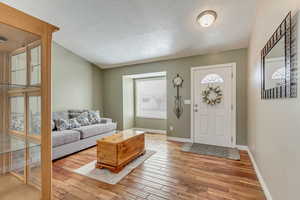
<box><xmin>191</xmin><ymin>64</ymin><xmax>236</xmax><ymax>147</ymax></box>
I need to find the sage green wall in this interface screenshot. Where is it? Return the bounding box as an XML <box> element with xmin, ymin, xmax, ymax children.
<box><xmin>135</xmin><ymin>118</ymin><xmax>167</xmax><ymax>130</ymax></box>
<box><xmin>103</xmin><ymin>48</ymin><xmax>248</xmax><ymax>145</ymax></box>
<box><xmin>52</xmin><ymin>42</ymin><xmax>103</xmax><ymax>112</ymax></box>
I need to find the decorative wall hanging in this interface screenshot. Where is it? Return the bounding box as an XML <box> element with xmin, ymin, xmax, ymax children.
<box><xmin>172</xmin><ymin>74</ymin><xmax>184</xmax><ymax>119</ymax></box>
<box><xmin>202</xmin><ymin>85</ymin><xmax>222</xmax><ymax>105</ymax></box>
<box><xmin>261</xmin><ymin>11</ymin><xmax>297</xmax><ymax>99</ymax></box>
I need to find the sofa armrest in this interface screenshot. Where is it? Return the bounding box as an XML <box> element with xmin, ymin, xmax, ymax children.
<box><xmin>100</xmin><ymin>118</ymin><xmax>113</xmax><ymax>123</ymax></box>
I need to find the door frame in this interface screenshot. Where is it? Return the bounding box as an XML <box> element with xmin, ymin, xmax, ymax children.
<box><xmin>190</xmin><ymin>63</ymin><xmax>237</xmax><ymax>147</ymax></box>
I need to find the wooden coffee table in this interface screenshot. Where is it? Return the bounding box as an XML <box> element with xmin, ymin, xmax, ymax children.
<box><xmin>95</xmin><ymin>129</ymin><xmax>145</xmax><ymax>173</ymax></box>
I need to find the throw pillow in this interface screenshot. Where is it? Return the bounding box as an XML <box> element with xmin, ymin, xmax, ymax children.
<box><xmin>76</xmin><ymin>112</ymin><xmax>90</xmax><ymax>126</ymax></box>
<box><xmin>69</xmin><ymin>109</ymin><xmax>89</xmax><ymax>119</ymax></box>
<box><xmin>68</xmin><ymin>118</ymin><xmax>81</xmax><ymax>129</ymax></box>
<box><xmin>55</xmin><ymin>119</ymin><xmax>70</xmax><ymax>131</ymax></box>
<box><xmin>55</xmin><ymin>118</ymin><xmax>81</xmax><ymax>131</ymax></box>
<box><xmin>51</xmin><ymin>120</ymin><xmax>55</xmax><ymax>130</ymax></box>
<box><xmin>88</xmin><ymin>110</ymin><xmax>101</xmax><ymax>124</ymax></box>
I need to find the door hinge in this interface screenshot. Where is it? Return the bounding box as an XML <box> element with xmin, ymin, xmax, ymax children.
<box><xmin>231</xmin><ymin>104</ymin><xmax>234</xmax><ymax>110</ymax></box>
<box><xmin>231</xmin><ymin>72</ymin><xmax>234</xmax><ymax>79</ymax></box>
<box><xmin>231</xmin><ymin>136</ymin><xmax>233</xmax><ymax>143</ymax></box>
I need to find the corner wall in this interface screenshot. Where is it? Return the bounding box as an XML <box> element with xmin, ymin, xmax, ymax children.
<box><xmin>103</xmin><ymin>48</ymin><xmax>248</xmax><ymax>145</ymax></box>
<box><xmin>52</xmin><ymin>42</ymin><xmax>104</xmax><ymax>112</ymax></box>
<box><xmin>247</xmin><ymin>1</ymin><xmax>300</xmax><ymax>199</ymax></box>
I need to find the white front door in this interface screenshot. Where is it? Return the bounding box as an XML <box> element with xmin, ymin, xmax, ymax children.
<box><xmin>192</xmin><ymin>65</ymin><xmax>234</xmax><ymax>147</ymax></box>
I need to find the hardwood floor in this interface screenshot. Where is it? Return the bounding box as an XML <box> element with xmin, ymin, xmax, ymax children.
<box><xmin>0</xmin><ymin>174</ymin><xmax>40</xmax><ymax>200</ymax></box>
<box><xmin>52</xmin><ymin>134</ymin><xmax>265</xmax><ymax>200</ymax></box>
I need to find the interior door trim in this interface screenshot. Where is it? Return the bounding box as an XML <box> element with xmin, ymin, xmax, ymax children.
<box><xmin>190</xmin><ymin>63</ymin><xmax>237</xmax><ymax>147</ymax></box>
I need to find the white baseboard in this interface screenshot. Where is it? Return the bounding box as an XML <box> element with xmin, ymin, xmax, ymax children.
<box><xmin>133</xmin><ymin>128</ymin><xmax>166</xmax><ymax>134</ymax></box>
<box><xmin>247</xmin><ymin>148</ymin><xmax>273</xmax><ymax>200</ymax></box>
<box><xmin>236</xmin><ymin>145</ymin><xmax>249</xmax><ymax>151</ymax></box>
<box><xmin>167</xmin><ymin>136</ymin><xmax>192</xmax><ymax>143</ymax></box>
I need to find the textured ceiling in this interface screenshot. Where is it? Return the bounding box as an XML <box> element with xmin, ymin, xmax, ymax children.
<box><xmin>2</xmin><ymin>0</ymin><xmax>256</xmax><ymax>68</ymax></box>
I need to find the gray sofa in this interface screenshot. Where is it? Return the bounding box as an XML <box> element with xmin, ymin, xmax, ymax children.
<box><xmin>52</xmin><ymin>110</ymin><xmax>117</xmax><ymax>160</ymax></box>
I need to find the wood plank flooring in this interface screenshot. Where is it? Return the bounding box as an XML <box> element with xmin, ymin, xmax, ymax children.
<box><xmin>52</xmin><ymin>134</ymin><xmax>265</xmax><ymax>200</ymax></box>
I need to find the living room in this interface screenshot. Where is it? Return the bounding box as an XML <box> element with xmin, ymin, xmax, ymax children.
<box><xmin>0</xmin><ymin>1</ymin><xmax>300</xmax><ymax>200</ymax></box>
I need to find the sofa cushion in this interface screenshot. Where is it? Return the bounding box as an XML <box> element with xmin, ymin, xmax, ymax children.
<box><xmin>52</xmin><ymin>130</ymin><xmax>81</xmax><ymax>147</ymax></box>
<box><xmin>53</xmin><ymin>111</ymin><xmax>69</xmax><ymax>121</ymax></box>
<box><xmin>74</xmin><ymin>123</ymin><xmax>117</xmax><ymax>139</ymax></box>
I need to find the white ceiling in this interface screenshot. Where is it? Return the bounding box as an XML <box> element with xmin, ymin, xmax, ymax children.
<box><xmin>2</xmin><ymin>0</ymin><xmax>257</xmax><ymax>69</ymax></box>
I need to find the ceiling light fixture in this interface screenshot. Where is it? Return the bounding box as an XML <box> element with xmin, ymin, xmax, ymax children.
<box><xmin>0</xmin><ymin>36</ymin><xmax>8</xmax><ymax>43</ymax></box>
<box><xmin>197</xmin><ymin>10</ymin><xmax>217</xmax><ymax>27</ymax></box>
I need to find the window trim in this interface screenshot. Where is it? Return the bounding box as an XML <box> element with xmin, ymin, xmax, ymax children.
<box><xmin>135</xmin><ymin>76</ymin><xmax>167</xmax><ymax>120</ymax></box>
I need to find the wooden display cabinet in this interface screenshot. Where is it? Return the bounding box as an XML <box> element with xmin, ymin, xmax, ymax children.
<box><xmin>0</xmin><ymin>3</ymin><xmax>58</xmax><ymax>200</ymax></box>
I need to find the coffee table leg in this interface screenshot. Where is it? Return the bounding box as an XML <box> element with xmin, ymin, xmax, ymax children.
<box><xmin>95</xmin><ymin>162</ymin><xmax>103</xmax><ymax>169</ymax></box>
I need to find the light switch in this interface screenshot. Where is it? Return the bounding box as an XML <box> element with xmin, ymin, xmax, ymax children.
<box><xmin>184</xmin><ymin>99</ymin><xmax>191</xmax><ymax>104</ymax></box>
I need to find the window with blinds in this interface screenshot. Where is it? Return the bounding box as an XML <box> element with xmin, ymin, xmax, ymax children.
<box><xmin>135</xmin><ymin>77</ymin><xmax>167</xmax><ymax>119</ymax></box>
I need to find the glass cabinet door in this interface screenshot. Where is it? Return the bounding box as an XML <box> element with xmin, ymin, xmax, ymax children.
<box><xmin>10</xmin><ymin>50</ymin><xmax>27</xmax><ymax>85</ymax></box>
<box><xmin>0</xmin><ymin>21</ymin><xmax>43</xmax><ymax>199</ymax></box>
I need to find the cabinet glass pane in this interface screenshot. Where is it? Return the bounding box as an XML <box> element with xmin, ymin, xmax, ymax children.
<box><xmin>30</xmin><ymin>45</ymin><xmax>41</xmax><ymax>85</ymax></box>
<box><xmin>11</xmin><ymin>52</ymin><xmax>27</xmax><ymax>85</ymax></box>
<box><xmin>28</xmin><ymin>143</ymin><xmax>41</xmax><ymax>189</ymax></box>
<box><xmin>10</xmin><ymin>147</ymin><xmax>25</xmax><ymax>178</ymax></box>
<box><xmin>29</xmin><ymin>96</ymin><xmax>41</xmax><ymax>136</ymax></box>
<box><xmin>10</xmin><ymin>96</ymin><xmax>25</xmax><ymax>132</ymax></box>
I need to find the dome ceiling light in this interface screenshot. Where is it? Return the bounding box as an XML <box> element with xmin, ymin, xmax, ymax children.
<box><xmin>197</xmin><ymin>10</ymin><xmax>217</xmax><ymax>27</ymax></box>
